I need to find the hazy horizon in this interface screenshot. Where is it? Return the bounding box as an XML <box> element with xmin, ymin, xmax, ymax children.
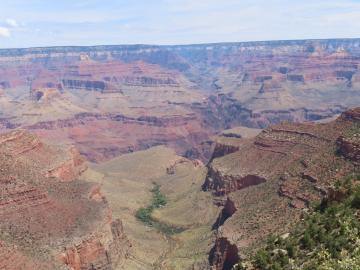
<box><xmin>1</xmin><ymin>0</ymin><xmax>360</xmax><ymax>49</ymax></box>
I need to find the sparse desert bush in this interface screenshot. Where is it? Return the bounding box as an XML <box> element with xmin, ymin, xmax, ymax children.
<box><xmin>151</xmin><ymin>183</ymin><xmax>167</xmax><ymax>208</ymax></box>
<box><xmin>136</xmin><ymin>183</ymin><xmax>182</xmax><ymax>235</ymax></box>
<box><xmin>348</xmin><ymin>123</ymin><xmax>360</xmax><ymax>137</ymax></box>
<box><xmin>243</xmin><ymin>172</ymin><xmax>360</xmax><ymax>270</ymax></box>
<box><xmin>135</xmin><ymin>207</ymin><xmax>153</xmax><ymax>224</ymax></box>
<box><xmin>136</xmin><ymin>183</ymin><xmax>167</xmax><ymax>224</ymax></box>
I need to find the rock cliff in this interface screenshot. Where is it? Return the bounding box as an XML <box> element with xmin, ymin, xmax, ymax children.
<box><xmin>0</xmin><ymin>130</ymin><xmax>130</xmax><ymax>269</ymax></box>
<box><xmin>1</xmin><ymin>39</ymin><xmax>360</xmax><ymax>162</ymax></box>
<box><xmin>205</xmin><ymin>107</ymin><xmax>360</xmax><ymax>269</ymax></box>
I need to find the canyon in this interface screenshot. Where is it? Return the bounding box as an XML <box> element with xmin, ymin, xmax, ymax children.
<box><xmin>1</xmin><ymin>39</ymin><xmax>360</xmax><ymax>162</ymax></box>
<box><xmin>206</xmin><ymin>107</ymin><xmax>360</xmax><ymax>269</ymax></box>
<box><xmin>0</xmin><ymin>38</ymin><xmax>359</xmax><ymax>270</ymax></box>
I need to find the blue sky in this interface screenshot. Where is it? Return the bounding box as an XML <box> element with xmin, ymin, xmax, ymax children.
<box><xmin>0</xmin><ymin>0</ymin><xmax>360</xmax><ymax>48</ymax></box>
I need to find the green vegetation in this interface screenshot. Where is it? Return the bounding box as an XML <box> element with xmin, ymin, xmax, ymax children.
<box><xmin>136</xmin><ymin>183</ymin><xmax>168</xmax><ymax>224</ymax></box>
<box><xmin>135</xmin><ymin>207</ymin><xmax>153</xmax><ymax>224</ymax></box>
<box><xmin>151</xmin><ymin>184</ymin><xmax>167</xmax><ymax>208</ymax></box>
<box><xmin>136</xmin><ymin>183</ymin><xmax>185</xmax><ymax>235</ymax></box>
<box><xmin>234</xmin><ymin>173</ymin><xmax>360</xmax><ymax>270</ymax></box>
<box><xmin>347</xmin><ymin>123</ymin><xmax>360</xmax><ymax>138</ymax></box>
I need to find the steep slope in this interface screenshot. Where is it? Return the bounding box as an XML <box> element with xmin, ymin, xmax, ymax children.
<box><xmin>245</xmin><ymin>175</ymin><xmax>360</xmax><ymax>270</ymax></box>
<box><xmin>0</xmin><ymin>129</ymin><xmax>130</xmax><ymax>269</ymax></box>
<box><xmin>204</xmin><ymin>108</ymin><xmax>360</xmax><ymax>270</ymax></box>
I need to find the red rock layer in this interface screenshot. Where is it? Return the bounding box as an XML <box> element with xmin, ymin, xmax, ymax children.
<box><xmin>45</xmin><ymin>147</ymin><xmax>88</xmax><ymax>181</ymax></box>
<box><xmin>1</xmin><ymin>40</ymin><xmax>360</xmax><ymax>164</ymax></box>
<box><xmin>27</xmin><ymin>113</ymin><xmax>211</xmax><ymax>162</ymax></box>
<box><xmin>62</xmin><ymin>219</ymin><xmax>128</xmax><ymax>270</ymax></box>
<box><xmin>206</xmin><ymin>108</ymin><xmax>360</xmax><ymax>269</ymax></box>
<box><xmin>0</xmin><ymin>130</ymin><xmax>130</xmax><ymax>269</ymax></box>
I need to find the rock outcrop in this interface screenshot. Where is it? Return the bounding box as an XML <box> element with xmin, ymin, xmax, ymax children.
<box><xmin>0</xmin><ymin>130</ymin><xmax>130</xmax><ymax>269</ymax></box>
<box><xmin>337</xmin><ymin>136</ymin><xmax>360</xmax><ymax>163</ymax></box>
<box><xmin>206</xmin><ymin>108</ymin><xmax>360</xmax><ymax>269</ymax></box>
<box><xmin>62</xmin><ymin>219</ymin><xmax>128</xmax><ymax>270</ymax></box>
<box><xmin>45</xmin><ymin>146</ymin><xmax>88</xmax><ymax>181</ymax></box>
<box><xmin>336</xmin><ymin>108</ymin><xmax>360</xmax><ymax>163</ymax></box>
<box><xmin>209</xmin><ymin>237</ymin><xmax>240</xmax><ymax>270</ymax></box>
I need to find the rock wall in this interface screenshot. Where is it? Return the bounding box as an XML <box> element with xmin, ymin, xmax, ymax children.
<box><xmin>209</xmin><ymin>237</ymin><xmax>240</xmax><ymax>270</ymax></box>
<box><xmin>206</xmin><ymin>108</ymin><xmax>360</xmax><ymax>269</ymax></box>
<box><xmin>0</xmin><ymin>130</ymin><xmax>130</xmax><ymax>269</ymax></box>
<box><xmin>204</xmin><ymin>166</ymin><xmax>267</xmax><ymax>196</ymax></box>
<box><xmin>62</xmin><ymin>219</ymin><xmax>129</xmax><ymax>270</ymax></box>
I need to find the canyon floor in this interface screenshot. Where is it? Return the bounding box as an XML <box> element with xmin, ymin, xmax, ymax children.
<box><xmin>84</xmin><ymin>146</ymin><xmax>219</xmax><ymax>269</ymax></box>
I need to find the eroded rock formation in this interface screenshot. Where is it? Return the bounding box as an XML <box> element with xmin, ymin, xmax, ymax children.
<box><xmin>0</xmin><ymin>39</ymin><xmax>360</xmax><ymax>163</ymax></box>
<box><xmin>206</xmin><ymin>108</ymin><xmax>360</xmax><ymax>269</ymax></box>
<box><xmin>0</xmin><ymin>130</ymin><xmax>130</xmax><ymax>269</ymax></box>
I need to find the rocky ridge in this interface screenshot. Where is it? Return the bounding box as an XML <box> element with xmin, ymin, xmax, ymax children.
<box><xmin>205</xmin><ymin>107</ymin><xmax>360</xmax><ymax>270</ymax></box>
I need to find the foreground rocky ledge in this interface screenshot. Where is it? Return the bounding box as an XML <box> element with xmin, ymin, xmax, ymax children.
<box><xmin>205</xmin><ymin>107</ymin><xmax>360</xmax><ymax>270</ymax></box>
<box><xmin>0</xmin><ymin>130</ymin><xmax>130</xmax><ymax>269</ymax></box>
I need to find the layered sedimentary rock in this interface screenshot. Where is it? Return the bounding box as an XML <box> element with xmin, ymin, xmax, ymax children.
<box><xmin>337</xmin><ymin>136</ymin><xmax>360</xmax><ymax>163</ymax></box>
<box><xmin>0</xmin><ymin>39</ymin><xmax>360</xmax><ymax>162</ymax></box>
<box><xmin>61</xmin><ymin>218</ymin><xmax>128</xmax><ymax>270</ymax></box>
<box><xmin>205</xmin><ymin>108</ymin><xmax>360</xmax><ymax>270</ymax></box>
<box><xmin>0</xmin><ymin>130</ymin><xmax>130</xmax><ymax>269</ymax></box>
<box><xmin>336</xmin><ymin>108</ymin><xmax>360</xmax><ymax>163</ymax></box>
<box><xmin>45</xmin><ymin>146</ymin><xmax>88</xmax><ymax>181</ymax></box>
<box><xmin>25</xmin><ymin>112</ymin><xmax>210</xmax><ymax>162</ymax></box>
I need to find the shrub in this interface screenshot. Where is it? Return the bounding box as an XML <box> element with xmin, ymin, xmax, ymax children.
<box><xmin>301</xmin><ymin>231</ymin><xmax>314</xmax><ymax>250</ymax></box>
<box><xmin>151</xmin><ymin>184</ymin><xmax>167</xmax><ymax>208</ymax></box>
<box><xmin>135</xmin><ymin>207</ymin><xmax>153</xmax><ymax>224</ymax></box>
<box><xmin>271</xmin><ymin>262</ymin><xmax>281</xmax><ymax>270</ymax></box>
<box><xmin>286</xmin><ymin>242</ymin><xmax>296</xmax><ymax>258</ymax></box>
<box><xmin>135</xmin><ymin>183</ymin><xmax>167</xmax><ymax>225</ymax></box>
<box><xmin>351</xmin><ymin>190</ymin><xmax>360</xmax><ymax>209</ymax></box>
<box><xmin>254</xmin><ymin>249</ymin><xmax>270</xmax><ymax>269</ymax></box>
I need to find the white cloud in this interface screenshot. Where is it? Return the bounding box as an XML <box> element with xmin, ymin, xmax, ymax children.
<box><xmin>0</xmin><ymin>27</ymin><xmax>10</xmax><ymax>37</ymax></box>
<box><xmin>5</xmin><ymin>18</ymin><xmax>18</xmax><ymax>28</ymax></box>
<box><xmin>1</xmin><ymin>0</ymin><xmax>360</xmax><ymax>47</ymax></box>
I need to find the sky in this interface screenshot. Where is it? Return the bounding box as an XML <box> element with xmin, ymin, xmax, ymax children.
<box><xmin>0</xmin><ymin>0</ymin><xmax>360</xmax><ymax>48</ymax></box>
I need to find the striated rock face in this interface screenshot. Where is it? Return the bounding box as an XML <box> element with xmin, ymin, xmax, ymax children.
<box><xmin>205</xmin><ymin>108</ymin><xmax>360</xmax><ymax>269</ymax></box>
<box><xmin>62</xmin><ymin>219</ymin><xmax>128</xmax><ymax>270</ymax></box>
<box><xmin>208</xmin><ymin>127</ymin><xmax>262</xmax><ymax>163</ymax></box>
<box><xmin>210</xmin><ymin>142</ymin><xmax>241</xmax><ymax>162</ymax></box>
<box><xmin>62</xmin><ymin>79</ymin><xmax>107</xmax><ymax>92</ymax></box>
<box><xmin>0</xmin><ymin>39</ymin><xmax>360</xmax><ymax>163</ymax></box>
<box><xmin>204</xmin><ymin>166</ymin><xmax>267</xmax><ymax>196</ymax></box>
<box><xmin>45</xmin><ymin>147</ymin><xmax>88</xmax><ymax>181</ymax></box>
<box><xmin>25</xmin><ymin>112</ymin><xmax>211</xmax><ymax>162</ymax></box>
<box><xmin>0</xmin><ymin>129</ymin><xmax>87</xmax><ymax>182</ymax></box>
<box><xmin>0</xmin><ymin>130</ymin><xmax>130</xmax><ymax>269</ymax></box>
